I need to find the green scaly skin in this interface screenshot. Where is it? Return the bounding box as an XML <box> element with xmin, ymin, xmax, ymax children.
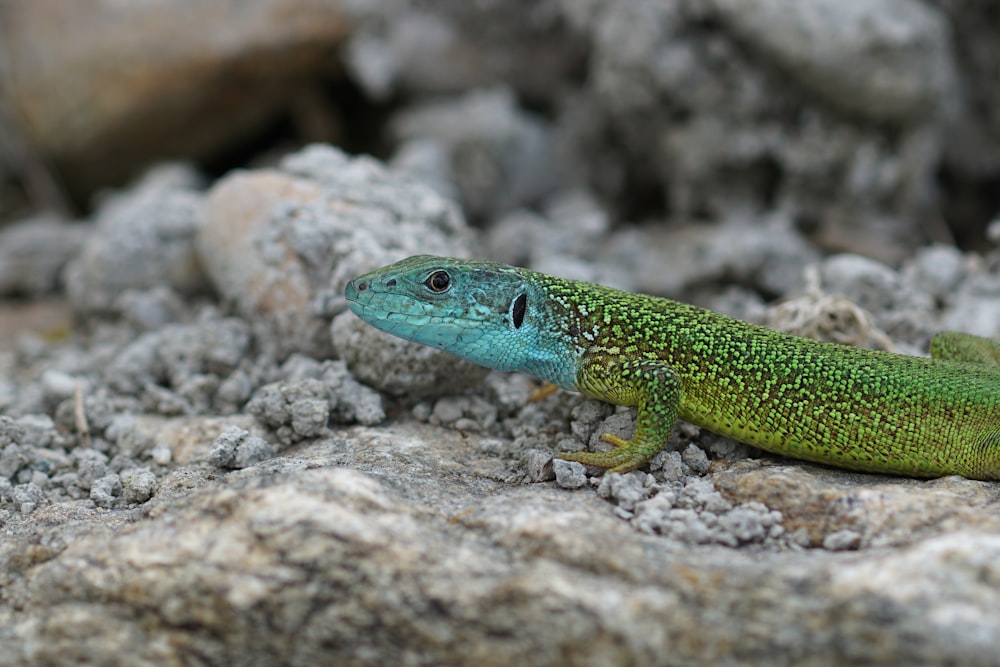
<box><xmin>345</xmin><ymin>255</ymin><xmax>1000</xmax><ymax>480</ymax></box>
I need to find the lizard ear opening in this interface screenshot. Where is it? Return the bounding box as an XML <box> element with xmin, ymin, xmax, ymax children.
<box><xmin>511</xmin><ymin>293</ymin><xmax>527</xmax><ymax>329</ymax></box>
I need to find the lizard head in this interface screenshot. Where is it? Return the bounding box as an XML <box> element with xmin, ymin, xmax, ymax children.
<box><xmin>345</xmin><ymin>255</ymin><xmax>536</xmax><ymax>372</ymax></box>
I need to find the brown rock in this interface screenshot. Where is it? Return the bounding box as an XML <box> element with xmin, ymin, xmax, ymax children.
<box><xmin>198</xmin><ymin>146</ymin><xmax>472</xmax><ymax>360</ymax></box>
<box><xmin>200</xmin><ymin>170</ymin><xmax>327</xmax><ymax>358</ymax></box>
<box><xmin>711</xmin><ymin>458</ymin><xmax>1000</xmax><ymax>548</ymax></box>
<box><xmin>1</xmin><ymin>0</ymin><xmax>349</xmax><ymax>199</ymax></box>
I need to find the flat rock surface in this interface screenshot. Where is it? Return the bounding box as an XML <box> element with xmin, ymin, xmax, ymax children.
<box><xmin>2</xmin><ymin>422</ymin><xmax>1000</xmax><ymax>666</ymax></box>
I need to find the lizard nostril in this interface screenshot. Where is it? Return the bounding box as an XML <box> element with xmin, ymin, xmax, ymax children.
<box><xmin>386</xmin><ymin>279</ymin><xmax>397</xmax><ymax>287</ymax></box>
<box><xmin>357</xmin><ymin>282</ymin><xmax>368</xmax><ymax>291</ymax></box>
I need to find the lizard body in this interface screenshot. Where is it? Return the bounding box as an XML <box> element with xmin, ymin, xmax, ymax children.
<box><xmin>345</xmin><ymin>255</ymin><xmax>1000</xmax><ymax>479</ymax></box>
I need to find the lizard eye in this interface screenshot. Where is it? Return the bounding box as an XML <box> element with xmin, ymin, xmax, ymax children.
<box><xmin>425</xmin><ymin>270</ymin><xmax>451</xmax><ymax>292</ymax></box>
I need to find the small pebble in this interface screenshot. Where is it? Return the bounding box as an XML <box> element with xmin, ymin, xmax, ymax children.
<box><xmin>823</xmin><ymin>529</ymin><xmax>862</xmax><ymax>551</ymax></box>
<box><xmin>553</xmin><ymin>459</ymin><xmax>588</xmax><ymax>489</ymax></box>
<box><xmin>681</xmin><ymin>444</ymin><xmax>711</xmax><ymax>474</ymax></box>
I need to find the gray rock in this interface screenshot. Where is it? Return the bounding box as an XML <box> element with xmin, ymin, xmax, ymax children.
<box><xmin>340</xmin><ymin>3</ymin><xmax>583</xmax><ymax>101</ymax></box>
<box><xmin>0</xmin><ymin>416</ymin><xmax>26</xmax><ymax>448</ymax></box>
<box><xmin>150</xmin><ymin>443</ymin><xmax>173</xmax><ymax>466</ymax></box>
<box><xmin>716</xmin><ymin>502</ymin><xmax>785</xmax><ymax>545</ymax></box>
<box><xmin>696</xmin><ymin>215</ymin><xmax>823</xmax><ymax>298</ymax></box>
<box><xmin>677</xmin><ymin>476</ymin><xmax>733</xmax><ymax>513</ymax></box>
<box><xmin>389</xmin><ymin>138</ymin><xmax>459</xmax><ymax>202</ymax></box>
<box><xmin>11</xmin><ymin>482</ymin><xmax>45</xmax><ymax>513</ymax></box>
<box><xmin>901</xmin><ymin>244</ymin><xmax>967</xmax><ymax>302</ymax></box>
<box><xmin>820</xmin><ymin>253</ymin><xmax>934</xmax><ymax>315</ymax></box>
<box><xmin>246</xmin><ymin>379</ymin><xmax>330</xmax><ymax>445</ymax></box>
<box><xmin>120</xmin><ymin>467</ymin><xmax>158</xmax><ymax>504</ymax></box>
<box><xmin>940</xmin><ymin>271</ymin><xmax>1000</xmax><ymax>339</ymax></box>
<box><xmin>115</xmin><ymin>286</ymin><xmax>187</xmax><ymax>331</ymax></box>
<box><xmin>565</xmin><ymin>0</ymin><xmax>950</xmax><ymax>257</ymax></box>
<box><xmin>103</xmin><ymin>331</ymin><xmax>161</xmax><ymax>395</ymax></box>
<box><xmin>631</xmin><ymin>489</ymin><xmax>677</xmax><ymax>531</ymax></box>
<box><xmin>104</xmin><ymin>316</ymin><xmax>252</xmax><ymax>408</ymax></box>
<box><xmin>256</xmin><ymin>356</ymin><xmax>385</xmax><ymax>427</ymax></box>
<box><xmin>208</xmin><ymin>426</ymin><xmax>276</xmax><ymax>469</ymax></box>
<box><xmin>321</xmin><ymin>360</ymin><xmax>386</xmax><ymax>427</ymax></box>
<box><xmin>484</xmin><ymin>209</ymin><xmax>551</xmax><ymax>269</ymax></box>
<box><xmin>0</xmin><ymin>378</ymin><xmax>18</xmax><ymax>414</ymax></box>
<box><xmin>288</xmin><ymin>398</ymin><xmax>330</xmax><ymax>437</ymax></box>
<box><xmin>215</xmin><ymin>369</ymin><xmax>257</xmax><ymax>413</ymax></box>
<box><xmin>681</xmin><ymin>444</ymin><xmax>711</xmax><ymax>475</ymax></box>
<box><xmin>483</xmin><ymin>371</ymin><xmax>537</xmax><ymax>417</ymax></box>
<box><xmin>276</xmin><ymin>354</ymin><xmax>328</xmax><ymax>381</ymax></box>
<box><xmin>587</xmin><ymin>410</ymin><xmax>636</xmax><ymax>452</ymax></box>
<box><xmin>429</xmin><ymin>395</ymin><xmax>497</xmax><ymax>432</ymax></box>
<box><xmin>823</xmin><ymin>528</ymin><xmax>862</xmax><ymax>551</ymax></box>
<box><xmin>430</xmin><ymin>396</ymin><xmax>465</xmax><ymax>424</ymax></box>
<box><xmin>631</xmin><ymin>479</ymin><xmax>785</xmax><ymax>548</ymax></box>
<box><xmin>342</xmin><ymin>23</ymin><xmax>399</xmax><ymax>102</ymax></box>
<box><xmin>89</xmin><ymin>473</ymin><xmax>123</xmax><ymax>508</ymax></box>
<box><xmin>553</xmin><ymin>458</ymin><xmax>588</xmax><ymax>489</ymax></box>
<box><xmin>485</xmin><ymin>190</ymin><xmax>613</xmax><ymax>281</ymax></box>
<box><xmin>172</xmin><ymin>374</ymin><xmax>219</xmax><ymax>415</ymax></box>
<box><xmin>104</xmin><ymin>414</ymin><xmax>151</xmax><ymax>457</ymax></box>
<box><xmin>704</xmin><ymin>0</ymin><xmax>959</xmax><ymax>123</ymax></box>
<box><xmin>157</xmin><ymin>318</ymin><xmax>253</xmax><ymax>384</ymax></box>
<box><xmin>199</xmin><ymin>145</ymin><xmax>473</xmax><ymax>360</ymax></box>
<box><xmin>39</xmin><ymin>370</ymin><xmax>82</xmax><ymax>405</ymax></box>
<box><xmin>64</xmin><ymin>168</ymin><xmax>207</xmax><ymax>314</ymax></box>
<box><xmin>569</xmin><ymin>399</ymin><xmax>616</xmax><ymax>444</ymax></box>
<box><xmin>0</xmin><ymin>477</ymin><xmax>13</xmax><ymax>504</ymax></box>
<box><xmin>597</xmin><ymin>471</ymin><xmax>656</xmax><ymax>512</ymax></box>
<box><xmin>73</xmin><ymin>449</ymin><xmax>110</xmax><ymax>492</ymax></box>
<box><xmin>653</xmin><ymin>450</ymin><xmax>689</xmax><ymax>483</ymax></box>
<box><xmin>8</xmin><ymin>414</ymin><xmax>55</xmax><ymax>449</ymax></box>
<box><xmin>603</xmin><ymin>218</ymin><xmax>820</xmax><ymax>300</ymax></box>
<box><xmin>525</xmin><ymin>449</ymin><xmax>556</xmax><ymax>483</ymax></box>
<box><xmin>0</xmin><ymin>444</ymin><xmax>28</xmax><ymax>481</ymax></box>
<box><xmin>0</xmin><ymin>217</ymin><xmax>89</xmax><ymax>296</ymax></box>
<box><xmin>391</xmin><ymin>87</ymin><xmax>559</xmax><ymax>219</ymax></box>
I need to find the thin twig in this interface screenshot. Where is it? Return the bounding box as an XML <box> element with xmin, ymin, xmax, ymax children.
<box><xmin>74</xmin><ymin>381</ymin><xmax>91</xmax><ymax>449</ymax></box>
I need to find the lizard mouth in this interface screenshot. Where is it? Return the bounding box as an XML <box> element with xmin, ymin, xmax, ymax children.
<box><xmin>344</xmin><ymin>279</ymin><xmax>491</xmax><ymax>329</ymax></box>
<box><xmin>344</xmin><ymin>286</ymin><xmax>435</xmax><ymax>323</ymax></box>
<box><xmin>345</xmin><ymin>280</ymin><xmax>412</xmax><ymax>316</ymax></box>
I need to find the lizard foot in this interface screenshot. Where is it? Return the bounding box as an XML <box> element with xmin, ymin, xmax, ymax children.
<box><xmin>529</xmin><ymin>381</ymin><xmax>559</xmax><ymax>402</ymax></box>
<box><xmin>554</xmin><ymin>433</ymin><xmax>659</xmax><ymax>475</ymax></box>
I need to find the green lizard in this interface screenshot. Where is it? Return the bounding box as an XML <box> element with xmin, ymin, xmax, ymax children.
<box><xmin>345</xmin><ymin>255</ymin><xmax>1000</xmax><ymax>480</ymax></box>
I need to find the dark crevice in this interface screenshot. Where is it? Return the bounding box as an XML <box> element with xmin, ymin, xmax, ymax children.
<box><xmin>937</xmin><ymin>163</ymin><xmax>1000</xmax><ymax>253</ymax></box>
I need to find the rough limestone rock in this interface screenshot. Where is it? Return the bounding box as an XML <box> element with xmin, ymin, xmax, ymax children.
<box><xmin>1</xmin><ymin>425</ymin><xmax>999</xmax><ymax>666</ymax></box>
<box><xmin>198</xmin><ymin>145</ymin><xmax>472</xmax><ymax>359</ymax></box>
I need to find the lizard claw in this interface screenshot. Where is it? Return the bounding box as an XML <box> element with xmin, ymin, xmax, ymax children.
<box><xmin>599</xmin><ymin>433</ymin><xmax>630</xmax><ymax>448</ymax></box>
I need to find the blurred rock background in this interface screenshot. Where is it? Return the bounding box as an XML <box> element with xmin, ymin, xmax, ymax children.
<box><xmin>3</xmin><ymin>0</ymin><xmax>998</xmax><ymax>263</ymax></box>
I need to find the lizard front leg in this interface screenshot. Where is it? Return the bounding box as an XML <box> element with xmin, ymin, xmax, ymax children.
<box><xmin>556</xmin><ymin>357</ymin><xmax>682</xmax><ymax>474</ymax></box>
